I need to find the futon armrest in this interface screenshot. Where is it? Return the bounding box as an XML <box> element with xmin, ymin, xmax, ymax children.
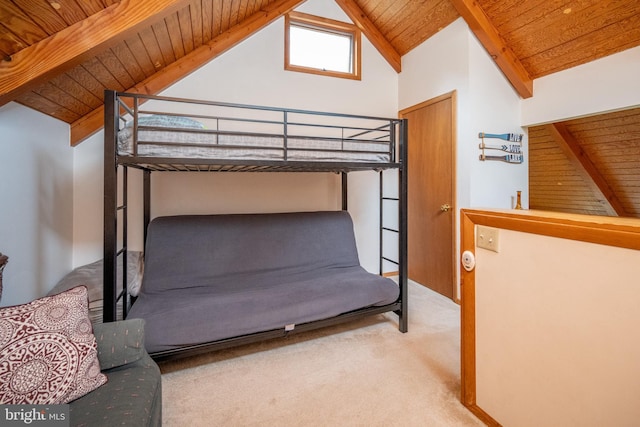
<box><xmin>93</xmin><ymin>318</ymin><xmax>146</xmax><ymax>370</ymax></box>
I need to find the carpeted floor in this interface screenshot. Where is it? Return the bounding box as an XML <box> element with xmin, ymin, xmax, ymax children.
<box><xmin>158</xmin><ymin>281</ymin><xmax>485</xmax><ymax>426</ymax></box>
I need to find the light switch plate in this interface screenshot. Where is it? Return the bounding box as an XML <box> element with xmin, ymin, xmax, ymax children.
<box><xmin>477</xmin><ymin>225</ymin><xmax>499</xmax><ymax>252</ymax></box>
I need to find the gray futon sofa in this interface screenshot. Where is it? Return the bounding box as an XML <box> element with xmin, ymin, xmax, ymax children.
<box><xmin>127</xmin><ymin>210</ymin><xmax>400</xmax><ymax>355</ymax></box>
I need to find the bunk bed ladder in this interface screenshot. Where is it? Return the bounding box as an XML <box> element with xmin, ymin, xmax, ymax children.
<box><xmin>379</xmin><ymin>171</ymin><xmax>398</xmax><ymax>274</ymax></box>
<box><xmin>379</xmin><ymin>118</ymin><xmax>408</xmax><ymax>333</ymax></box>
<box><xmin>118</xmin><ymin>167</ymin><xmax>129</xmax><ymax>318</ymax></box>
<box><xmin>379</xmin><ymin>172</ymin><xmax>407</xmax><ymax>333</ymax></box>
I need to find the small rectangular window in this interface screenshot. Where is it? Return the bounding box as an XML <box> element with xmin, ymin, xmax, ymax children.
<box><xmin>285</xmin><ymin>12</ymin><xmax>361</xmax><ymax>80</ymax></box>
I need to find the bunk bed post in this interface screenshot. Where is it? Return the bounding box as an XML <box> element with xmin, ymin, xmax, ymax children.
<box><xmin>378</xmin><ymin>171</ymin><xmax>383</xmax><ymax>276</ymax></box>
<box><xmin>397</xmin><ymin>118</ymin><xmax>409</xmax><ymax>333</ymax></box>
<box><xmin>121</xmin><ymin>166</ymin><xmax>128</xmax><ymax>317</ymax></box>
<box><xmin>103</xmin><ymin>90</ymin><xmax>118</xmax><ymax>323</ymax></box>
<box><xmin>341</xmin><ymin>172</ymin><xmax>348</xmax><ymax>211</ymax></box>
<box><xmin>143</xmin><ymin>170</ymin><xmax>151</xmax><ymax>249</ymax></box>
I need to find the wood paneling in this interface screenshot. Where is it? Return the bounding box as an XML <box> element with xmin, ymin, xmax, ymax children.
<box><xmin>529</xmin><ymin>125</ymin><xmax>610</xmax><ymax>216</ymax></box>
<box><xmin>358</xmin><ymin>0</ymin><xmax>459</xmax><ymax>55</ymax></box>
<box><xmin>546</xmin><ymin>123</ymin><xmax>625</xmax><ymax>216</ymax></box>
<box><xmin>0</xmin><ymin>0</ymin><xmax>188</xmax><ymax>105</ymax></box>
<box><xmin>11</xmin><ymin>0</ymin><xmax>68</xmax><ymax>36</ymax></box>
<box><xmin>0</xmin><ymin>1</ymin><xmax>49</xmax><ymax>55</ymax></box>
<box><xmin>529</xmin><ymin>108</ymin><xmax>640</xmax><ymax>218</ymax></box>
<box><xmin>478</xmin><ymin>0</ymin><xmax>640</xmax><ymax>79</ymax></box>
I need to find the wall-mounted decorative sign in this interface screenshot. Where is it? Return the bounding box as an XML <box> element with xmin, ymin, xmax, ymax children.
<box><xmin>482</xmin><ymin>154</ymin><xmax>524</xmax><ymax>164</ymax></box>
<box><xmin>478</xmin><ymin>132</ymin><xmax>524</xmax><ymax>163</ymax></box>
<box><xmin>479</xmin><ymin>143</ymin><xmax>521</xmax><ymax>154</ymax></box>
<box><xmin>478</xmin><ymin>132</ymin><xmax>523</xmax><ymax>142</ymax></box>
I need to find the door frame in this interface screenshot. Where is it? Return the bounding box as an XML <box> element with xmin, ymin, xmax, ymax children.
<box><xmin>399</xmin><ymin>90</ymin><xmax>458</xmax><ymax>301</ymax></box>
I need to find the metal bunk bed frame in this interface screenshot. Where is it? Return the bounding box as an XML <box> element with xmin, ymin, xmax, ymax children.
<box><xmin>103</xmin><ymin>90</ymin><xmax>408</xmax><ymax>361</ymax></box>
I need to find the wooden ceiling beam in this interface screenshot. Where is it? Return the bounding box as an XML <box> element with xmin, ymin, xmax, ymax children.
<box><xmin>546</xmin><ymin>123</ymin><xmax>626</xmax><ymax>217</ymax></box>
<box><xmin>71</xmin><ymin>0</ymin><xmax>307</xmax><ymax>145</ymax></box>
<box><xmin>334</xmin><ymin>0</ymin><xmax>401</xmax><ymax>73</ymax></box>
<box><xmin>448</xmin><ymin>0</ymin><xmax>533</xmax><ymax>99</ymax></box>
<box><xmin>0</xmin><ymin>0</ymin><xmax>190</xmax><ymax>107</ymax></box>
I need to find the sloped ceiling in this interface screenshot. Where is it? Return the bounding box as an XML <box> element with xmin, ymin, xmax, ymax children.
<box><xmin>2</xmin><ymin>0</ymin><xmax>639</xmax><ymax>144</ymax></box>
<box><xmin>529</xmin><ymin>107</ymin><xmax>640</xmax><ymax>218</ymax></box>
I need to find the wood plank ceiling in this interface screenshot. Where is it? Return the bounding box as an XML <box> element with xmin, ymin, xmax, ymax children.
<box><xmin>2</xmin><ymin>0</ymin><xmax>639</xmax><ymax>142</ymax></box>
<box><xmin>1</xmin><ymin>1</ymin><xmax>640</xmax><ymax>217</ymax></box>
<box><xmin>529</xmin><ymin>107</ymin><xmax>640</xmax><ymax>218</ymax></box>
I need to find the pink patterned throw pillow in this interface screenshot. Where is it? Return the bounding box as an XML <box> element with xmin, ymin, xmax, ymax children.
<box><xmin>0</xmin><ymin>286</ymin><xmax>107</xmax><ymax>404</ymax></box>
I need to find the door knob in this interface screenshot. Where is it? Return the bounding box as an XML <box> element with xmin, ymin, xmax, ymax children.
<box><xmin>440</xmin><ymin>203</ymin><xmax>451</xmax><ymax>212</ymax></box>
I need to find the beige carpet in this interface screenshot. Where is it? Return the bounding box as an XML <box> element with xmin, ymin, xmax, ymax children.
<box><xmin>159</xmin><ymin>281</ymin><xmax>485</xmax><ymax>426</ymax></box>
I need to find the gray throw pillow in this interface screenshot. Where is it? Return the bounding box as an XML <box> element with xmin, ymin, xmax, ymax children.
<box><xmin>93</xmin><ymin>318</ymin><xmax>146</xmax><ymax>370</ymax></box>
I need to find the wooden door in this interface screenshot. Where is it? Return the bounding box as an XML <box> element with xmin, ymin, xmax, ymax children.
<box><xmin>400</xmin><ymin>92</ymin><xmax>456</xmax><ymax>299</ymax></box>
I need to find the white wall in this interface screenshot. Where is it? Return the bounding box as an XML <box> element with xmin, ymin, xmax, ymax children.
<box><xmin>0</xmin><ymin>103</ymin><xmax>74</xmax><ymax>306</ymax></box>
<box><xmin>521</xmin><ymin>46</ymin><xmax>640</xmax><ymax>126</ymax></box>
<box><xmin>467</xmin><ymin>34</ymin><xmax>528</xmax><ymax>209</ymax></box>
<box><xmin>399</xmin><ymin>18</ymin><xmax>470</xmax><ymax>114</ymax></box>
<box><xmin>475</xmin><ymin>226</ymin><xmax>640</xmax><ymax>426</ymax></box>
<box><xmin>73</xmin><ymin>0</ymin><xmax>399</xmax><ymax>272</ymax></box>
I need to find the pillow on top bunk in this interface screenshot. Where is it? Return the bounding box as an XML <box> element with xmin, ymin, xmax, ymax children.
<box><xmin>117</xmin><ymin>115</ymin><xmax>206</xmax><ymax>153</ymax></box>
<box><xmin>133</xmin><ymin>114</ymin><xmax>205</xmax><ymax>129</ymax></box>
